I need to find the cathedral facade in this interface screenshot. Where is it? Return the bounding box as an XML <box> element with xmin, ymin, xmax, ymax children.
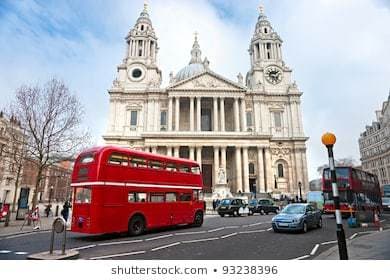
<box><xmin>103</xmin><ymin>5</ymin><xmax>309</xmax><ymax>197</ymax></box>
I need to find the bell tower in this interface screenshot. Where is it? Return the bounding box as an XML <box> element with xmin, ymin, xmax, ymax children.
<box><xmin>114</xmin><ymin>4</ymin><xmax>162</xmax><ymax>90</ymax></box>
<box><xmin>246</xmin><ymin>5</ymin><xmax>292</xmax><ymax>91</ymax></box>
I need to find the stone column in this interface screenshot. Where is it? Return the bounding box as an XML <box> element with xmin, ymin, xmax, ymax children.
<box><xmin>168</xmin><ymin>97</ymin><xmax>173</xmax><ymax>131</ymax></box>
<box><xmin>220</xmin><ymin>98</ymin><xmax>225</xmax><ymax>132</ymax></box>
<box><xmin>240</xmin><ymin>97</ymin><xmax>247</xmax><ymax>132</ymax></box>
<box><xmin>167</xmin><ymin>146</ymin><xmax>172</xmax><ymax>157</ymax></box>
<box><xmin>154</xmin><ymin>99</ymin><xmax>159</xmax><ymax>131</ymax></box>
<box><xmin>174</xmin><ymin>146</ymin><xmax>180</xmax><ymax>158</ymax></box>
<box><xmin>190</xmin><ymin>97</ymin><xmax>195</xmax><ymax>131</ymax></box>
<box><xmin>189</xmin><ymin>146</ymin><xmax>195</xmax><ymax>160</ymax></box>
<box><xmin>220</xmin><ymin>146</ymin><xmax>226</xmax><ymax>172</ymax></box>
<box><xmin>196</xmin><ymin>97</ymin><xmax>201</xmax><ymax>131</ymax></box>
<box><xmin>213</xmin><ymin>97</ymin><xmax>218</xmax><ymax>131</ymax></box>
<box><xmin>213</xmin><ymin>146</ymin><xmax>220</xmax><ymax>187</ymax></box>
<box><xmin>144</xmin><ymin>146</ymin><xmax>150</xmax><ymax>153</ymax></box>
<box><xmin>242</xmin><ymin>147</ymin><xmax>249</xmax><ymax>193</ymax></box>
<box><xmin>264</xmin><ymin>147</ymin><xmax>272</xmax><ymax>193</ymax></box>
<box><xmin>196</xmin><ymin>146</ymin><xmax>202</xmax><ymax>167</ymax></box>
<box><xmin>257</xmin><ymin>147</ymin><xmax>265</xmax><ymax>193</ymax></box>
<box><xmin>151</xmin><ymin>146</ymin><xmax>157</xmax><ymax>154</ymax></box>
<box><xmin>175</xmin><ymin>97</ymin><xmax>180</xmax><ymax>131</ymax></box>
<box><xmin>233</xmin><ymin>97</ymin><xmax>240</xmax><ymax>132</ymax></box>
<box><xmin>235</xmin><ymin>147</ymin><xmax>242</xmax><ymax>192</ymax></box>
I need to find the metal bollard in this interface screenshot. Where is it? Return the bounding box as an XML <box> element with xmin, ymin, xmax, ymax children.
<box><xmin>55</xmin><ymin>205</ymin><xmax>59</xmax><ymax>216</ymax></box>
<box><xmin>4</xmin><ymin>211</ymin><xmax>10</xmax><ymax>227</ymax></box>
<box><xmin>49</xmin><ymin>217</ymin><xmax>67</xmax><ymax>255</ymax></box>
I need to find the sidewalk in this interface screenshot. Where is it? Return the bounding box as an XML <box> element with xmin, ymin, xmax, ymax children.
<box><xmin>315</xmin><ymin>229</ymin><xmax>390</xmax><ymax>260</ymax></box>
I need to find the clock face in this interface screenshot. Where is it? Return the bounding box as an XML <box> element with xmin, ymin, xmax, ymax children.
<box><xmin>265</xmin><ymin>66</ymin><xmax>283</xmax><ymax>84</ymax></box>
<box><xmin>128</xmin><ymin>64</ymin><xmax>146</xmax><ymax>81</ymax></box>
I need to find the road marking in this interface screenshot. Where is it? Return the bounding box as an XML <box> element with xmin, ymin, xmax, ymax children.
<box><xmin>248</xmin><ymin>222</ymin><xmax>263</xmax><ymax>227</ymax></box>
<box><xmin>98</xmin><ymin>240</ymin><xmax>143</xmax><ymax>246</ymax></box>
<box><xmin>224</xmin><ymin>226</ymin><xmax>239</xmax><ymax>229</ymax></box>
<box><xmin>182</xmin><ymin>237</ymin><xmax>219</xmax><ymax>244</ymax></box>
<box><xmin>310</xmin><ymin>244</ymin><xmax>320</xmax><ymax>255</ymax></box>
<box><xmin>3</xmin><ymin>231</ymin><xmax>50</xmax><ymax>240</ymax></box>
<box><xmin>320</xmin><ymin>240</ymin><xmax>337</xmax><ymax>245</ymax></box>
<box><xmin>89</xmin><ymin>250</ymin><xmax>146</xmax><ymax>260</ymax></box>
<box><xmin>239</xmin><ymin>229</ymin><xmax>266</xmax><ymax>234</ymax></box>
<box><xmin>146</xmin><ymin>234</ymin><xmax>173</xmax><ymax>241</ymax></box>
<box><xmin>151</xmin><ymin>242</ymin><xmax>181</xmax><ymax>251</ymax></box>
<box><xmin>0</xmin><ymin>250</ymin><xmax>11</xmax><ymax>254</ymax></box>
<box><xmin>349</xmin><ymin>233</ymin><xmax>358</xmax><ymax>240</ymax></box>
<box><xmin>207</xmin><ymin>227</ymin><xmax>225</xmax><ymax>233</ymax></box>
<box><xmin>175</xmin><ymin>231</ymin><xmax>205</xmax><ymax>236</ymax></box>
<box><xmin>380</xmin><ymin>219</ymin><xmax>386</xmax><ymax>223</ymax></box>
<box><xmin>14</xmin><ymin>252</ymin><xmax>28</xmax><ymax>255</ymax></box>
<box><xmin>70</xmin><ymin>244</ymin><xmax>96</xmax><ymax>251</ymax></box>
<box><xmin>220</xmin><ymin>232</ymin><xmax>237</xmax><ymax>239</ymax></box>
<box><xmin>292</xmin><ymin>255</ymin><xmax>310</xmax><ymax>260</ymax></box>
<box><xmin>266</xmin><ymin>227</ymin><xmax>272</xmax><ymax>231</ymax></box>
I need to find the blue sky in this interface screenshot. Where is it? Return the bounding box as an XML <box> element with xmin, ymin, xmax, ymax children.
<box><xmin>0</xmin><ymin>0</ymin><xmax>389</xmax><ymax>181</ymax></box>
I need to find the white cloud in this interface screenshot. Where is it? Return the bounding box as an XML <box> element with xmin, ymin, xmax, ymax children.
<box><xmin>0</xmin><ymin>0</ymin><xmax>389</xmax><ymax>181</ymax></box>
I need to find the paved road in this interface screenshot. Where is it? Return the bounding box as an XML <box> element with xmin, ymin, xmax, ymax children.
<box><xmin>1</xmin><ymin>213</ymin><xmax>389</xmax><ymax>260</ymax></box>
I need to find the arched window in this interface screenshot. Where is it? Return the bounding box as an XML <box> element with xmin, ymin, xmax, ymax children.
<box><xmin>249</xmin><ymin>163</ymin><xmax>255</xmax><ymax>175</ymax></box>
<box><xmin>277</xmin><ymin>163</ymin><xmax>284</xmax><ymax>178</ymax></box>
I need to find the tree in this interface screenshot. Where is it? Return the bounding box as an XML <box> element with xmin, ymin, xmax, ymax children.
<box><xmin>10</xmin><ymin>78</ymin><xmax>89</xmax><ymax>211</ymax></box>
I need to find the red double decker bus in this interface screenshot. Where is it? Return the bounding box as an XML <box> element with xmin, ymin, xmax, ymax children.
<box><xmin>322</xmin><ymin>166</ymin><xmax>382</xmax><ymax>216</ymax></box>
<box><xmin>70</xmin><ymin>146</ymin><xmax>205</xmax><ymax>235</ymax></box>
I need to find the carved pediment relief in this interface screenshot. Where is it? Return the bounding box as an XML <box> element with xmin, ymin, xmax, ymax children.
<box><xmin>169</xmin><ymin>72</ymin><xmax>244</xmax><ymax>91</ymax></box>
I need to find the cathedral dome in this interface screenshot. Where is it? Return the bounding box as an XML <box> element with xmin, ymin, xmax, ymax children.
<box><xmin>175</xmin><ymin>63</ymin><xmax>205</xmax><ymax>82</ymax></box>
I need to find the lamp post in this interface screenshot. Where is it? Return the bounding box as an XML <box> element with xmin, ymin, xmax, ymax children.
<box><xmin>298</xmin><ymin>181</ymin><xmax>303</xmax><ymax>202</ymax></box>
<box><xmin>321</xmin><ymin>132</ymin><xmax>348</xmax><ymax>260</ymax></box>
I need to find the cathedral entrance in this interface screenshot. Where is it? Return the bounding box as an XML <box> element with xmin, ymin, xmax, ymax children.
<box><xmin>249</xmin><ymin>178</ymin><xmax>257</xmax><ymax>195</ymax></box>
<box><xmin>202</xmin><ymin>164</ymin><xmax>212</xmax><ymax>193</ymax></box>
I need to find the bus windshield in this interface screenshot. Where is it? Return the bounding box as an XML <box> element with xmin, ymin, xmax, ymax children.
<box><xmin>323</xmin><ymin>167</ymin><xmax>350</xmax><ymax>180</ymax></box>
<box><xmin>75</xmin><ymin>187</ymin><xmax>91</xmax><ymax>204</ymax></box>
<box><xmin>323</xmin><ymin>191</ymin><xmax>352</xmax><ymax>204</ymax></box>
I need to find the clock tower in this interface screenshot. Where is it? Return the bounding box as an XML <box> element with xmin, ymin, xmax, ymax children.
<box><xmin>246</xmin><ymin>6</ymin><xmax>293</xmax><ymax>92</ymax></box>
<box><xmin>114</xmin><ymin>4</ymin><xmax>162</xmax><ymax>90</ymax></box>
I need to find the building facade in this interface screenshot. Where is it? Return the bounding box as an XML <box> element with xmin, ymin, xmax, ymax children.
<box><xmin>103</xmin><ymin>5</ymin><xmax>309</xmax><ymax>197</ymax></box>
<box><xmin>359</xmin><ymin>93</ymin><xmax>390</xmax><ymax>191</ymax></box>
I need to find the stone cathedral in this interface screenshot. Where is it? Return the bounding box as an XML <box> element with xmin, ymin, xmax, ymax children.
<box><xmin>103</xmin><ymin>4</ymin><xmax>309</xmax><ymax>198</ymax></box>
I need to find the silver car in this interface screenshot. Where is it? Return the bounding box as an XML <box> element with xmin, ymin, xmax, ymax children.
<box><xmin>272</xmin><ymin>203</ymin><xmax>322</xmax><ymax>233</ymax></box>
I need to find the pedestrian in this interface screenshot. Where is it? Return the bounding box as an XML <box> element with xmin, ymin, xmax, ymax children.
<box><xmin>61</xmin><ymin>200</ymin><xmax>71</xmax><ymax>222</ymax></box>
<box><xmin>45</xmin><ymin>204</ymin><xmax>52</xmax><ymax>217</ymax></box>
<box><xmin>212</xmin><ymin>199</ymin><xmax>216</xmax><ymax>211</ymax></box>
<box><xmin>216</xmin><ymin>199</ymin><xmax>220</xmax><ymax>208</ymax></box>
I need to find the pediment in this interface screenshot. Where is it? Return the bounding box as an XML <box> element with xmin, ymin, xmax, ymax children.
<box><xmin>168</xmin><ymin>71</ymin><xmax>245</xmax><ymax>91</ymax></box>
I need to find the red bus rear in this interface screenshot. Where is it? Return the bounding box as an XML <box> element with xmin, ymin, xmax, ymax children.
<box><xmin>70</xmin><ymin>146</ymin><xmax>205</xmax><ymax>235</ymax></box>
<box><xmin>322</xmin><ymin>166</ymin><xmax>382</xmax><ymax>216</ymax></box>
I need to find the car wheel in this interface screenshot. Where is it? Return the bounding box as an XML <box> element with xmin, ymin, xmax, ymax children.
<box><xmin>128</xmin><ymin>215</ymin><xmax>145</xmax><ymax>236</ymax></box>
<box><xmin>260</xmin><ymin>209</ymin><xmax>265</xmax><ymax>215</ymax></box>
<box><xmin>233</xmin><ymin>210</ymin><xmax>238</xmax><ymax>217</ymax></box>
<box><xmin>265</xmin><ymin>212</ymin><xmax>269</xmax><ymax>215</ymax></box>
<box><xmin>248</xmin><ymin>210</ymin><xmax>253</xmax><ymax>216</ymax></box>
<box><xmin>272</xmin><ymin>226</ymin><xmax>279</xmax><ymax>233</ymax></box>
<box><xmin>193</xmin><ymin>211</ymin><xmax>204</xmax><ymax>227</ymax></box>
<box><xmin>275</xmin><ymin>209</ymin><xmax>280</xmax><ymax>214</ymax></box>
<box><xmin>317</xmin><ymin>218</ymin><xmax>322</xmax><ymax>228</ymax></box>
<box><xmin>302</xmin><ymin>221</ymin><xmax>308</xmax><ymax>233</ymax></box>
<box><xmin>219</xmin><ymin>213</ymin><xmax>225</xmax><ymax>217</ymax></box>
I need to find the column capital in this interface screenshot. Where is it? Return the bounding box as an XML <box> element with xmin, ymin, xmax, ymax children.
<box><xmin>213</xmin><ymin>97</ymin><xmax>218</xmax><ymax>101</ymax></box>
<box><xmin>190</xmin><ymin>96</ymin><xmax>195</xmax><ymax>100</ymax></box>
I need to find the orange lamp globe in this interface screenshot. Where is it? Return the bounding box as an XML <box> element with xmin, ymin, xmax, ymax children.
<box><xmin>321</xmin><ymin>132</ymin><xmax>336</xmax><ymax>146</ymax></box>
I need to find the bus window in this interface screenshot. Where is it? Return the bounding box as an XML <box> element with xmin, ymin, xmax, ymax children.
<box><xmin>79</xmin><ymin>154</ymin><xmax>94</xmax><ymax>164</ymax></box>
<box><xmin>150</xmin><ymin>193</ymin><xmax>164</xmax><ymax>202</ymax></box>
<box><xmin>75</xmin><ymin>188</ymin><xmax>91</xmax><ymax>203</ymax></box>
<box><xmin>150</xmin><ymin>160</ymin><xmax>163</xmax><ymax>170</ymax></box>
<box><xmin>179</xmin><ymin>193</ymin><xmax>192</xmax><ymax>201</ymax></box>
<box><xmin>178</xmin><ymin>165</ymin><xmax>191</xmax><ymax>173</ymax></box>
<box><xmin>130</xmin><ymin>157</ymin><xmax>147</xmax><ymax>168</ymax></box>
<box><xmin>191</xmin><ymin>166</ymin><xmax>201</xmax><ymax>174</ymax></box>
<box><xmin>108</xmin><ymin>153</ymin><xmax>129</xmax><ymax>166</ymax></box>
<box><xmin>166</xmin><ymin>193</ymin><xmax>177</xmax><ymax>202</ymax></box>
<box><xmin>128</xmin><ymin>192</ymin><xmax>147</xmax><ymax>202</ymax></box>
<box><xmin>166</xmin><ymin>163</ymin><xmax>177</xmax><ymax>171</ymax></box>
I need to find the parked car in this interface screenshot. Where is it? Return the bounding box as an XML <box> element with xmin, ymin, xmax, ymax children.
<box><xmin>382</xmin><ymin>197</ymin><xmax>390</xmax><ymax>212</ymax></box>
<box><xmin>248</xmin><ymin>199</ymin><xmax>279</xmax><ymax>215</ymax></box>
<box><xmin>217</xmin><ymin>198</ymin><xmax>249</xmax><ymax>217</ymax></box>
<box><xmin>271</xmin><ymin>203</ymin><xmax>322</xmax><ymax>233</ymax></box>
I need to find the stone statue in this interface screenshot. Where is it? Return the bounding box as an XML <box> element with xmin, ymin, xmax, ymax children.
<box><xmin>217</xmin><ymin>167</ymin><xmax>226</xmax><ymax>184</ymax></box>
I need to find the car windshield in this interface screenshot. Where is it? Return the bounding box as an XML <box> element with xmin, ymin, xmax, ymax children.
<box><xmin>382</xmin><ymin>197</ymin><xmax>390</xmax><ymax>204</ymax></box>
<box><xmin>220</xmin><ymin>199</ymin><xmax>231</xmax><ymax>206</ymax></box>
<box><xmin>281</xmin><ymin>204</ymin><xmax>306</xmax><ymax>214</ymax></box>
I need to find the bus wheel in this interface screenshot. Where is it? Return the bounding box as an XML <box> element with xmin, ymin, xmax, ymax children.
<box><xmin>193</xmin><ymin>211</ymin><xmax>204</xmax><ymax>227</ymax></box>
<box><xmin>128</xmin><ymin>215</ymin><xmax>145</xmax><ymax>236</ymax></box>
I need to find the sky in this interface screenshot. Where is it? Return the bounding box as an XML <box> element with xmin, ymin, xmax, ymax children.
<box><xmin>0</xmin><ymin>0</ymin><xmax>389</xmax><ymax>181</ymax></box>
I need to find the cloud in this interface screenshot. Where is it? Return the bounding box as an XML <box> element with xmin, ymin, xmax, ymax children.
<box><xmin>0</xmin><ymin>0</ymin><xmax>389</xmax><ymax>181</ymax></box>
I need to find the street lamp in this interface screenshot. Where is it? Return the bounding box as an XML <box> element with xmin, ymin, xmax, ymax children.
<box><xmin>49</xmin><ymin>185</ymin><xmax>54</xmax><ymax>204</ymax></box>
<box><xmin>298</xmin><ymin>181</ymin><xmax>303</xmax><ymax>202</ymax></box>
<box><xmin>321</xmin><ymin>132</ymin><xmax>348</xmax><ymax>260</ymax></box>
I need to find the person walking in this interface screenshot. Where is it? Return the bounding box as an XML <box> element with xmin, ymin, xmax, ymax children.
<box><xmin>61</xmin><ymin>200</ymin><xmax>71</xmax><ymax>222</ymax></box>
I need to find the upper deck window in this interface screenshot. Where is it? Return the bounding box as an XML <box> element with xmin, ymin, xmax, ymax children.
<box><xmin>149</xmin><ymin>160</ymin><xmax>163</xmax><ymax>170</ymax></box>
<box><xmin>79</xmin><ymin>154</ymin><xmax>94</xmax><ymax>164</ymax></box>
<box><xmin>130</xmin><ymin>157</ymin><xmax>147</xmax><ymax>168</ymax></box>
<box><xmin>108</xmin><ymin>153</ymin><xmax>129</xmax><ymax>166</ymax></box>
<box><xmin>178</xmin><ymin>165</ymin><xmax>191</xmax><ymax>173</ymax></box>
<box><xmin>191</xmin><ymin>166</ymin><xmax>201</xmax><ymax>174</ymax></box>
<box><xmin>166</xmin><ymin>163</ymin><xmax>177</xmax><ymax>171</ymax></box>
